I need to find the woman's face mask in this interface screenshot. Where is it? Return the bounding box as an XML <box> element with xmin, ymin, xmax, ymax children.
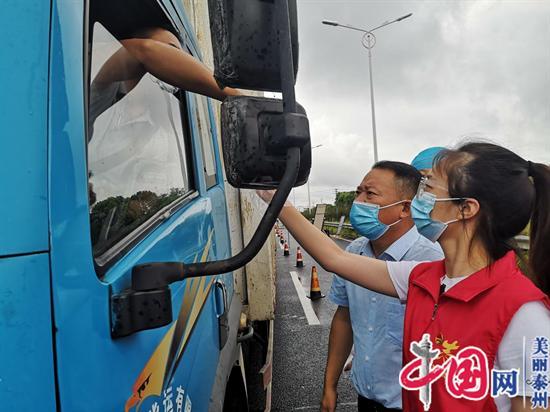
<box><xmin>411</xmin><ymin>177</ymin><xmax>465</xmax><ymax>242</ymax></box>
<box><xmin>349</xmin><ymin>200</ymin><xmax>406</xmax><ymax>240</ymax></box>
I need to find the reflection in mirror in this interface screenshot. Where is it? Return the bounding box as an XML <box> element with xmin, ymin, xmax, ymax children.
<box><xmin>88</xmin><ymin>23</ymin><xmax>192</xmax><ymax>260</ymax></box>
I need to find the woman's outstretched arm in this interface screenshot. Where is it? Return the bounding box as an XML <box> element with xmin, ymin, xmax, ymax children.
<box><xmin>278</xmin><ymin>203</ymin><xmax>398</xmax><ymax>297</ymax></box>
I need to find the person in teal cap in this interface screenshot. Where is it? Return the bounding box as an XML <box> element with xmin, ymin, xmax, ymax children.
<box><xmin>410</xmin><ymin>147</ymin><xmax>445</xmax><ymax>175</ymax></box>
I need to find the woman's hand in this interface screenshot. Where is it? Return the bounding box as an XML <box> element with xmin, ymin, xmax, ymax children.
<box><xmin>255</xmin><ymin>189</ymin><xmax>293</xmax><ymax>208</ymax></box>
<box><xmin>256</xmin><ymin>189</ymin><xmax>275</xmax><ymax>204</ymax></box>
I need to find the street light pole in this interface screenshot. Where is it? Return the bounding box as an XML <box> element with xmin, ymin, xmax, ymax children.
<box><xmin>322</xmin><ymin>13</ymin><xmax>412</xmax><ymax>163</ymax></box>
<box><xmin>364</xmin><ymin>33</ymin><xmax>378</xmax><ymax>163</ymax></box>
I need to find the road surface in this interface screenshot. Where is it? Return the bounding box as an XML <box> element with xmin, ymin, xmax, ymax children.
<box><xmin>271</xmin><ymin>231</ymin><xmax>358</xmax><ymax>411</ymax></box>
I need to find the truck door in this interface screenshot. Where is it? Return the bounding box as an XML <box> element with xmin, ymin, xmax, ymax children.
<box><xmin>48</xmin><ymin>3</ymin><xmax>233</xmax><ymax>410</ymax></box>
<box><xmin>0</xmin><ymin>1</ymin><xmax>57</xmax><ymax>410</ymax></box>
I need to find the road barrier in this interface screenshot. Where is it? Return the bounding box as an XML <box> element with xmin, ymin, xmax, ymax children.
<box><xmin>296</xmin><ymin>247</ymin><xmax>304</xmax><ymax>268</ymax></box>
<box><xmin>307</xmin><ymin>266</ymin><xmax>325</xmax><ymax>300</ymax></box>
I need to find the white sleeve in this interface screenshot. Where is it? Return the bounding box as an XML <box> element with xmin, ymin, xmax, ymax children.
<box><xmin>495</xmin><ymin>301</ymin><xmax>550</xmax><ymax>396</ymax></box>
<box><xmin>386</xmin><ymin>261</ymin><xmax>423</xmax><ymax>302</ymax></box>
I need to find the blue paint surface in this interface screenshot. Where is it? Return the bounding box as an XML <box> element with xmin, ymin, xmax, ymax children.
<box><xmin>0</xmin><ymin>253</ymin><xmax>57</xmax><ymax>411</ymax></box>
<box><xmin>0</xmin><ymin>0</ymin><xmax>50</xmax><ymax>256</ymax></box>
<box><xmin>1</xmin><ymin>0</ymin><xmax>237</xmax><ymax>409</ymax></box>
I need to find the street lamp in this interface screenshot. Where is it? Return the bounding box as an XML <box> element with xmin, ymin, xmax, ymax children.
<box><xmin>307</xmin><ymin>144</ymin><xmax>323</xmax><ymax>210</ymax></box>
<box><xmin>322</xmin><ymin>13</ymin><xmax>412</xmax><ymax>163</ymax></box>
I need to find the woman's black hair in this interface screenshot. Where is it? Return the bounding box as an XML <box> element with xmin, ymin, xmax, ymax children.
<box><xmin>434</xmin><ymin>142</ymin><xmax>550</xmax><ymax>295</ymax></box>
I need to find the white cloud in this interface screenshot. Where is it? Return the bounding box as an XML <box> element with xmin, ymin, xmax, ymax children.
<box><xmin>292</xmin><ymin>0</ymin><xmax>550</xmax><ymax>209</ymax></box>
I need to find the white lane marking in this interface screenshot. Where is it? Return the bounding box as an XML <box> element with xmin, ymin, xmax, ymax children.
<box><xmin>289</xmin><ymin>271</ymin><xmax>320</xmax><ymax>326</ymax></box>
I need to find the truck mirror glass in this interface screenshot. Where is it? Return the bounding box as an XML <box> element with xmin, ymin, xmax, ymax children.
<box><xmin>221</xmin><ymin>96</ymin><xmax>311</xmax><ymax>189</ymax></box>
<box><xmin>208</xmin><ymin>0</ymin><xmax>299</xmax><ymax>92</ymax></box>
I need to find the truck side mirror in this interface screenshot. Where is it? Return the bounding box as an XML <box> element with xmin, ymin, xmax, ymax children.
<box><xmin>208</xmin><ymin>0</ymin><xmax>299</xmax><ymax>91</ymax></box>
<box><xmin>221</xmin><ymin>96</ymin><xmax>310</xmax><ymax>189</ymax></box>
<box><xmin>112</xmin><ymin>0</ymin><xmax>307</xmax><ymax>338</ymax></box>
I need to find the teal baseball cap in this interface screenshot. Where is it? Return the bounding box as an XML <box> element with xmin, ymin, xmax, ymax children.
<box><xmin>411</xmin><ymin>147</ymin><xmax>445</xmax><ymax>171</ymax></box>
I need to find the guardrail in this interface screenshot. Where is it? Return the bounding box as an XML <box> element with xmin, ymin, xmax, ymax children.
<box><xmin>323</xmin><ymin>221</ymin><xmax>352</xmax><ymax>230</ymax></box>
<box><xmin>322</xmin><ymin>222</ymin><xmax>530</xmax><ymax>251</ymax></box>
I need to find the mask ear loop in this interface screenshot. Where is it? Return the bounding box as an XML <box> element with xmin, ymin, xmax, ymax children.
<box><xmin>394</xmin><ymin>199</ymin><xmax>413</xmax><ymax>226</ymax></box>
<box><xmin>387</xmin><ymin>218</ymin><xmax>403</xmax><ymax>227</ymax></box>
<box><xmin>380</xmin><ymin>200</ymin><xmax>410</xmax><ymax>227</ymax></box>
<box><xmin>379</xmin><ymin>199</ymin><xmax>410</xmax><ymax>209</ymax></box>
<box><xmin>444</xmin><ymin>198</ymin><xmax>468</xmax><ymax>225</ymax></box>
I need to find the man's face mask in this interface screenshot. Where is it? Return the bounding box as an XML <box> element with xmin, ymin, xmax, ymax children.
<box><xmin>349</xmin><ymin>200</ymin><xmax>406</xmax><ymax>240</ymax></box>
<box><xmin>411</xmin><ymin>177</ymin><xmax>465</xmax><ymax>242</ymax></box>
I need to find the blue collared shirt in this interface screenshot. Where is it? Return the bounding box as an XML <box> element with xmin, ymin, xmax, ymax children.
<box><xmin>329</xmin><ymin>226</ymin><xmax>443</xmax><ymax>408</ymax></box>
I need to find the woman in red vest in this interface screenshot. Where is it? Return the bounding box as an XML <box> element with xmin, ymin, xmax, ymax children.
<box><xmin>259</xmin><ymin>142</ymin><xmax>550</xmax><ymax>411</ymax></box>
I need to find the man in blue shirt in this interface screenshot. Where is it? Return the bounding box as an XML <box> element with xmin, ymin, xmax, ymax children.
<box><xmin>321</xmin><ymin>161</ymin><xmax>443</xmax><ymax>412</ymax></box>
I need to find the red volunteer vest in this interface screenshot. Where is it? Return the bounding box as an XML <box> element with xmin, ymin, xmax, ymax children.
<box><xmin>402</xmin><ymin>251</ymin><xmax>550</xmax><ymax>412</ymax></box>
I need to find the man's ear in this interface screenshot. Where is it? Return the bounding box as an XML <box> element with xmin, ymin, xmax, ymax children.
<box><xmin>457</xmin><ymin>198</ymin><xmax>480</xmax><ymax>220</ymax></box>
<box><xmin>400</xmin><ymin>201</ymin><xmax>412</xmax><ymax>218</ymax></box>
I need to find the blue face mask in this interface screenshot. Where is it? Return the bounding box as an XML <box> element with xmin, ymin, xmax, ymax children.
<box><xmin>411</xmin><ymin>192</ymin><xmax>461</xmax><ymax>242</ymax></box>
<box><xmin>349</xmin><ymin>200</ymin><xmax>405</xmax><ymax>240</ymax></box>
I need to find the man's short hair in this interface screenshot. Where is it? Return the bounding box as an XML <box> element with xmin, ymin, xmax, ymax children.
<box><xmin>372</xmin><ymin>161</ymin><xmax>422</xmax><ymax>199</ymax></box>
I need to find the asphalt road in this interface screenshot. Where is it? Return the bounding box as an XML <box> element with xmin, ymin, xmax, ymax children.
<box><xmin>271</xmin><ymin>230</ymin><xmax>358</xmax><ymax>411</ymax></box>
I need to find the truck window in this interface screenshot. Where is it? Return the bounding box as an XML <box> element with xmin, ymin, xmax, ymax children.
<box><xmin>194</xmin><ymin>94</ymin><xmax>217</xmax><ymax>189</ymax></box>
<box><xmin>87</xmin><ymin>23</ymin><xmax>193</xmax><ymax>265</ymax></box>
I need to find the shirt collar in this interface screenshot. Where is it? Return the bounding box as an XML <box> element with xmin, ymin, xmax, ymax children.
<box><xmin>412</xmin><ymin>250</ymin><xmax>518</xmax><ymax>302</ymax></box>
<box><xmin>379</xmin><ymin>226</ymin><xmax>421</xmax><ymax>261</ymax></box>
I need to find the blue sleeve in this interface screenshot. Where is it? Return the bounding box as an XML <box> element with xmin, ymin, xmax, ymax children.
<box><xmin>329</xmin><ymin>238</ymin><xmax>367</xmax><ymax>306</ymax></box>
<box><xmin>346</xmin><ymin>237</ymin><xmax>367</xmax><ymax>255</ymax></box>
<box><xmin>329</xmin><ymin>274</ymin><xmax>349</xmax><ymax>307</ymax></box>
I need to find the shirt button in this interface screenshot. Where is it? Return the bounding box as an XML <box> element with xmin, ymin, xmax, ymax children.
<box><xmin>371</xmin><ymin>297</ymin><xmax>377</xmax><ymax>302</ymax></box>
<box><xmin>365</xmin><ymin>356</ymin><xmax>370</xmax><ymax>361</ymax></box>
<box><xmin>368</xmin><ymin>327</ymin><xmax>373</xmax><ymax>332</ymax></box>
<box><xmin>367</xmin><ymin>385</ymin><xmax>371</xmax><ymax>390</ymax></box>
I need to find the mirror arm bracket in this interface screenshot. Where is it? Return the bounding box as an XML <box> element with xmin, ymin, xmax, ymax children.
<box><xmin>269</xmin><ymin>113</ymin><xmax>310</xmax><ymax>150</ymax></box>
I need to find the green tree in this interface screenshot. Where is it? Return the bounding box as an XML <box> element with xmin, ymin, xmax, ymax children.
<box><xmin>335</xmin><ymin>191</ymin><xmax>355</xmax><ymax>221</ymax></box>
<box><xmin>300</xmin><ymin>190</ymin><xmax>356</xmax><ymax>223</ymax></box>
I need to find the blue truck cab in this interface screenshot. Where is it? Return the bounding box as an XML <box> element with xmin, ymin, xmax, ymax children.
<box><xmin>0</xmin><ymin>1</ymin><xmax>263</xmax><ymax>410</ymax></box>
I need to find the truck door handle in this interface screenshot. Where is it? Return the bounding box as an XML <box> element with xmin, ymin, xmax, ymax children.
<box><xmin>215</xmin><ymin>280</ymin><xmax>229</xmax><ymax>350</ymax></box>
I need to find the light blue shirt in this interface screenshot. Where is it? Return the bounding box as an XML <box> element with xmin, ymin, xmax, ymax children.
<box><xmin>329</xmin><ymin>226</ymin><xmax>443</xmax><ymax>408</ymax></box>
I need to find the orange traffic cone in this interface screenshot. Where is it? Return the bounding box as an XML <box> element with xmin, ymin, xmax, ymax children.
<box><xmin>283</xmin><ymin>242</ymin><xmax>290</xmax><ymax>256</ymax></box>
<box><xmin>296</xmin><ymin>247</ymin><xmax>304</xmax><ymax>268</ymax></box>
<box><xmin>307</xmin><ymin>266</ymin><xmax>325</xmax><ymax>300</ymax></box>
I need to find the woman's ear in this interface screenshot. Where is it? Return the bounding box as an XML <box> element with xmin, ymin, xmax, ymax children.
<box><xmin>458</xmin><ymin>198</ymin><xmax>480</xmax><ymax>220</ymax></box>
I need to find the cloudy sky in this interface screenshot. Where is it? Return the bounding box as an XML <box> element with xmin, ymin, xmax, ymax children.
<box><xmin>288</xmin><ymin>0</ymin><xmax>550</xmax><ymax>209</ymax></box>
